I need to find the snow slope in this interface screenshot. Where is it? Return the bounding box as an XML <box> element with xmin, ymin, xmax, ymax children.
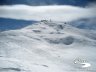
<box><xmin>0</xmin><ymin>21</ymin><xmax>96</xmax><ymax>72</ymax></box>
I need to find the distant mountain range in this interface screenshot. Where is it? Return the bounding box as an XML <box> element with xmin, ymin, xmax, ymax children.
<box><xmin>70</xmin><ymin>18</ymin><xmax>96</xmax><ymax>30</ymax></box>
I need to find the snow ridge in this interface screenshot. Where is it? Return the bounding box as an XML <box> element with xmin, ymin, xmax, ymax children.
<box><xmin>0</xmin><ymin>21</ymin><xmax>96</xmax><ymax>72</ymax></box>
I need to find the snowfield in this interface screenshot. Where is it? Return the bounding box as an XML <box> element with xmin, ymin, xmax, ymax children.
<box><xmin>0</xmin><ymin>21</ymin><xmax>96</xmax><ymax>72</ymax></box>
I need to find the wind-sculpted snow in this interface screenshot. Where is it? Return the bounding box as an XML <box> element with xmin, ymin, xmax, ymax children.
<box><xmin>43</xmin><ymin>36</ymin><xmax>74</xmax><ymax>45</ymax></box>
<box><xmin>0</xmin><ymin>21</ymin><xmax>96</xmax><ymax>72</ymax></box>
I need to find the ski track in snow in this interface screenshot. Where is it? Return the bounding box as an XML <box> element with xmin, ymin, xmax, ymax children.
<box><xmin>0</xmin><ymin>21</ymin><xmax>96</xmax><ymax>72</ymax></box>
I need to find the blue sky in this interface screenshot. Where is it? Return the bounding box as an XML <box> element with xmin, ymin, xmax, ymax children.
<box><xmin>0</xmin><ymin>0</ymin><xmax>96</xmax><ymax>21</ymax></box>
<box><xmin>0</xmin><ymin>0</ymin><xmax>96</xmax><ymax>6</ymax></box>
<box><xmin>0</xmin><ymin>0</ymin><xmax>96</xmax><ymax>29</ymax></box>
<box><xmin>0</xmin><ymin>0</ymin><xmax>96</xmax><ymax>31</ymax></box>
<box><xmin>0</xmin><ymin>18</ymin><xmax>36</xmax><ymax>31</ymax></box>
<box><xmin>0</xmin><ymin>5</ymin><xmax>96</xmax><ymax>22</ymax></box>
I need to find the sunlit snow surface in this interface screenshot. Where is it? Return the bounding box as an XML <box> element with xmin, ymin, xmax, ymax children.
<box><xmin>0</xmin><ymin>21</ymin><xmax>96</xmax><ymax>72</ymax></box>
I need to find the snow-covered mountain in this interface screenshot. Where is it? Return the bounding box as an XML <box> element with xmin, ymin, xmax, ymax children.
<box><xmin>0</xmin><ymin>21</ymin><xmax>96</xmax><ymax>72</ymax></box>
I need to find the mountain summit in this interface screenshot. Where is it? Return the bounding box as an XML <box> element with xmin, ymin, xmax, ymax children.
<box><xmin>0</xmin><ymin>21</ymin><xmax>96</xmax><ymax>72</ymax></box>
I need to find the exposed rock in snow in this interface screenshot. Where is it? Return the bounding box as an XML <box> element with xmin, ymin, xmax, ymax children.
<box><xmin>0</xmin><ymin>21</ymin><xmax>96</xmax><ymax>72</ymax></box>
